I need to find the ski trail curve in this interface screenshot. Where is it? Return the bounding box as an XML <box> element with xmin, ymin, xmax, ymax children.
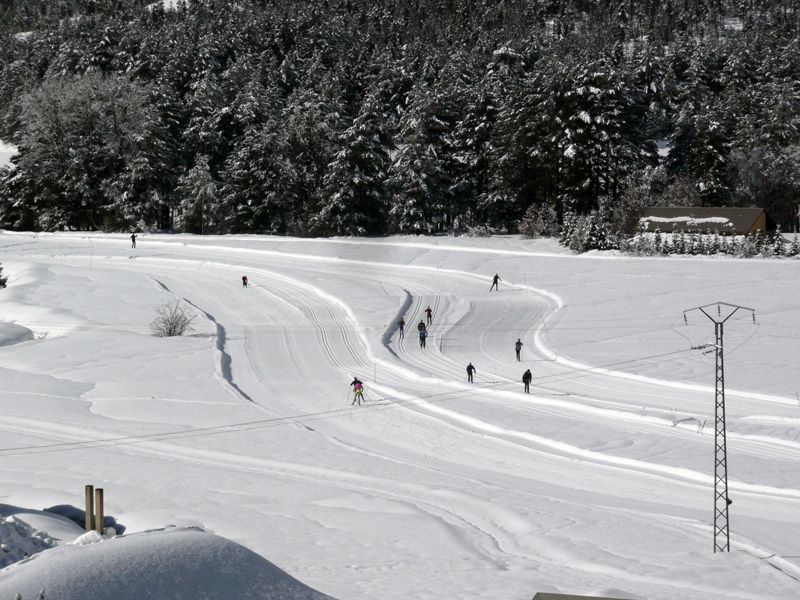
<box><xmin>151</xmin><ymin>277</ymin><xmax>255</xmax><ymax>403</ymax></box>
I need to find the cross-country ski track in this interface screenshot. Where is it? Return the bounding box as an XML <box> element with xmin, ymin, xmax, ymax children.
<box><xmin>1</xmin><ymin>231</ymin><xmax>799</xmax><ymax>600</ymax></box>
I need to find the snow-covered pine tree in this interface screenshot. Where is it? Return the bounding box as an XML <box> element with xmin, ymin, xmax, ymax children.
<box><xmin>387</xmin><ymin>82</ymin><xmax>455</xmax><ymax>233</ymax></box>
<box><xmin>753</xmin><ymin>229</ymin><xmax>766</xmax><ymax>255</ymax></box>
<box><xmin>675</xmin><ymin>230</ymin><xmax>686</xmax><ymax>255</ymax></box>
<box><xmin>312</xmin><ymin>87</ymin><xmax>391</xmax><ymax>236</ymax></box>
<box><xmin>106</xmin><ymin>87</ymin><xmax>175</xmax><ymax>230</ymax></box>
<box><xmin>556</xmin><ymin>56</ymin><xmax>653</xmax><ymax>213</ymax></box>
<box><xmin>185</xmin><ymin>70</ymin><xmax>226</xmax><ymax>172</ymax></box>
<box><xmin>219</xmin><ymin>125</ymin><xmax>298</xmax><ymax>234</ymax></box>
<box><xmin>653</xmin><ymin>228</ymin><xmax>663</xmax><ymax>254</ymax></box>
<box><xmin>177</xmin><ymin>155</ymin><xmax>218</xmax><ymax>234</ymax></box>
<box><xmin>667</xmin><ymin>43</ymin><xmax>733</xmax><ymax>206</ymax></box>
<box><xmin>737</xmin><ymin>233</ymin><xmax>757</xmax><ymax>257</ymax></box>
<box><xmin>788</xmin><ymin>233</ymin><xmax>800</xmax><ymax>257</ymax></box>
<box><xmin>282</xmin><ymin>72</ymin><xmax>347</xmax><ymax>231</ymax></box>
<box><xmin>767</xmin><ymin>225</ymin><xmax>784</xmax><ymax>257</ymax></box>
<box><xmin>710</xmin><ymin>231</ymin><xmax>721</xmax><ymax>255</ymax></box>
<box><xmin>450</xmin><ymin>69</ymin><xmax>496</xmax><ymax>229</ymax></box>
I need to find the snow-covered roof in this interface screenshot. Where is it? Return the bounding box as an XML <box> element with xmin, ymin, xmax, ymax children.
<box><xmin>639</xmin><ymin>206</ymin><xmax>774</xmax><ymax>234</ymax></box>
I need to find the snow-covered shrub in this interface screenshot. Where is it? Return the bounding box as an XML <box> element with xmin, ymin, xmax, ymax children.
<box><xmin>674</xmin><ymin>230</ymin><xmax>686</xmax><ymax>254</ymax></box>
<box><xmin>466</xmin><ymin>224</ymin><xmax>491</xmax><ymax>237</ymax></box>
<box><xmin>0</xmin><ymin>263</ymin><xmax>7</xmax><ymax>288</ymax></box>
<box><xmin>150</xmin><ymin>301</ymin><xmax>197</xmax><ymax>337</ymax></box>
<box><xmin>788</xmin><ymin>234</ymin><xmax>800</xmax><ymax>257</ymax></box>
<box><xmin>709</xmin><ymin>231</ymin><xmax>721</xmax><ymax>254</ymax></box>
<box><xmin>519</xmin><ymin>203</ymin><xmax>559</xmax><ymax>238</ymax></box>
<box><xmin>1</xmin><ymin>516</ymin><xmax>56</xmax><ymax>568</ymax></box>
<box><xmin>624</xmin><ymin>223</ymin><xmax>657</xmax><ymax>256</ymax></box>
<box><xmin>753</xmin><ymin>229</ymin><xmax>766</xmax><ymax>255</ymax></box>
<box><xmin>736</xmin><ymin>233</ymin><xmax>758</xmax><ymax>257</ymax></box>
<box><xmin>769</xmin><ymin>226</ymin><xmax>785</xmax><ymax>257</ymax></box>
<box><xmin>560</xmin><ymin>210</ymin><xmax>618</xmax><ymax>253</ymax></box>
<box><xmin>721</xmin><ymin>235</ymin><xmax>735</xmax><ymax>255</ymax></box>
<box><xmin>653</xmin><ymin>229</ymin><xmax>664</xmax><ymax>254</ymax></box>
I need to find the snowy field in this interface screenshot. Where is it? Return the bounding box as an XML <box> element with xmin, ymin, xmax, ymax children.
<box><xmin>0</xmin><ymin>231</ymin><xmax>799</xmax><ymax>599</ymax></box>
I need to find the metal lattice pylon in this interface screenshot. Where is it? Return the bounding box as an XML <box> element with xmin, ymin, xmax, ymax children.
<box><xmin>712</xmin><ymin>321</ymin><xmax>730</xmax><ymax>552</ymax></box>
<box><xmin>683</xmin><ymin>302</ymin><xmax>756</xmax><ymax>553</ymax></box>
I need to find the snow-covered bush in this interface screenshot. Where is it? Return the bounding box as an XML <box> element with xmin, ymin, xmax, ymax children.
<box><xmin>624</xmin><ymin>223</ymin><xmax>658</xmax><ymax>256</ymax></box>
<box><xmin>150</xmin><ymin>301</ymin><xmax>196</xmax><ymax>337</ymax></box>
<box><xmin>1</xmin><ymin>516</ymin><xmax>55</xmax><ymax>568</ymax></box>
<box><xmin>560</xmin><ymin>210</ymin><xmax>619</xmax><ymax>253</ymax></box>
<box><xmin>465</xmin><ymin>224</ymin><xmax>491</xmax><ymax>237</ymax></box>
<box><xmin>735</xmin><ymin>233</ymin><xmax>758</xmax><ymax>257</ymax></box>
<box><xmin>0</xmin><ymin>263</ymin><xmax>7</xmax><ymax>288</ymax></box>
<box><xmin>519</xmin><ymin>203</ymin><xmax>559</xmax><ymax>238</ymax></box>
<box><xmin>769</xmin><ymin>226</ymin><xmax>785</xmax><ymax>257</ymax></box>
<box><xmin>788</xmin><ymin>234</ymin><xmax>800</xmax><ymax>257</ymax></box>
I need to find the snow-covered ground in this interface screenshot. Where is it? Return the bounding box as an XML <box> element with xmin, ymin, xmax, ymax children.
<box><xmin>0</xmin><ymin>231</ymin><xmax>799</xmax><ymax>599</ymax></box>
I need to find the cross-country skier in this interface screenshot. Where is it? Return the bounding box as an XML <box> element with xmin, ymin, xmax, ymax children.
<box><xmin>417</xmin><ymin>320</ymin><xmax>426</xmax><ymax>332</ymax></box>
<box><xmin>490</xmin><ymin>273</ymin><xmax>501</xmax><ymax>291</ymax></box>
<box><xmin>350</xmin><ymin>377</ymin><xmax>364</xmax><ymax>406</ymax></box>
<box><xmin>130</xmin><ymin>232</ymin><xmax>137</xmax><ymax>248</ymax></box>
<box><xmin>425</xmin><ymin>305</ymin><xmax>433</xmax><ymax>325</ymax></box>
<box><xmin>242</xmin><ymin>275</ymin><xmax>248</xmax><ymax>287</ymax></box>
<box><xmin>419</xmin><ymin>328</ymin><xmax>428</xmax><ymax>348</ymax></box>
<box><xmin>522</xmin><ymin>369</ymin><xmax>532</xmax><ymax>393</ymax></box>
<box><xmin>466</xmin><ymin>362</ymin><xmax>476</xmax><ymax>383</ymax></box>
<box><xmin>398</xmin><ymin>317</ymin><xmax>405</xmax><ymax>339</ymax></box>
<box><xmin>515</xmin><ymin>338</ymin><xmax>523</xmax><ymax>361</ymax></box>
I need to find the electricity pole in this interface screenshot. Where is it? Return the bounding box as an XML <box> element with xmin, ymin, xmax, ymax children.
<box><xmin>683</xmin><ymin>302</ymin><xmax>756</xmax><ymax>553</ymax></box>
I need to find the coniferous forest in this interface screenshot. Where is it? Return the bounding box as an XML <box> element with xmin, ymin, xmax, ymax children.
<box><xmin>0</xmin><ymin>0</ymin><xmax>798</xmax><ymax>237</ymax></box>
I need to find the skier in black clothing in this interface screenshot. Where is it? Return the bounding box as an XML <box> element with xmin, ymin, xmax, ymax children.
<box><xmin>515</xmin><ymin>338</ymin><xmax>523</xmax><ymax>361</ymax></box>
<box><xmin>417</xmin><ymin>320</ymin><xmax>426</xmax><ymax>332</ymax></box>
<box><xmin>466</xmin><ymin>362</ymin><xmax>476</xmax><ymax>383</ymax></box>
<box><xmin>425</xmin><ymin>305</ymin><xmax>433</xmax><ymax>325</ymax></box>
<box><xmin>130</xmin><ymin>232</ymin><xmax>137</xmax><ymax>248</ymax></box>
<box><xmin>242</xmin><ymin>275</ymin><xmax>248</xmax><ymax>287</ymax></box>
<box><xmin>419</xmin><ymin>328</ymin><xmax>427</xmax><ymax>348</ymax></box>
<box><xmin>398</xmin><ymin>317</ymin><xmax>405</xmax><ymax>339</ymax></box>
<box><xmin>522</xmin><ymin>369</ymin><xmax>532</xmax><ymax>393</ymax></box>
<box><xmin>490</xmin><ymin>273</ymin><xmax>501</xmax><ymax>291</ymax></box>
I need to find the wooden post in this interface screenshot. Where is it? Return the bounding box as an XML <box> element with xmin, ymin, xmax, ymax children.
<box><xmin>84</xmin><ymin>485</ymin><xmax>94</xmax><ymax>531</ymax></box>
<box><xmin>94</xmin><ymin>488</ymin><xmax>104</xmax><ymax>535</ymax></box>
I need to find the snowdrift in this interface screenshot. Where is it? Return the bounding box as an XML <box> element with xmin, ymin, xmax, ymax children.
<box><xmin>0</xmin><ymin>526</ymin><xmax>334</xmax><ymax>600</ymax></box>
<box><xmin>0</xmin><ymin>323</ymin><xmax>33</xmax><ymax>347</ymax></box>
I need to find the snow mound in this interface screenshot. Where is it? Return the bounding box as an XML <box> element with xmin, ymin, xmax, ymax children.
<box><xmin>0</xmin><ymin>506</ymin><xmax>85</xmax><ymax>546</ymax></box>
<box><xmin>0</xmin><ymin>526</ymin><xmax>334</xmax><ymax>600</ymax></box>
<box><xmin>0</xmin><ymin>322</ymin><xmax>34</xmax><ymax>346</ymax></box>
<box><xmin>0</xmin><ymin>516</ymin><xmax>57</xmax><ymax>568</ymax></box>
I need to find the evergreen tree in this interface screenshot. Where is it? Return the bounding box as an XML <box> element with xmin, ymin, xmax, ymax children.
<box><xmin>387</xmin><ymin>82</ymin><xmax>456</xmax><ymax>233</ymax></box>
<box><xmin>177</xmin><ymin>154</ymin><xmax>218</xmax><ymax>234</ymax></box>
<box><xmin>312</xmin><ymin>87</ymin><xmax>391</xmax><ymax>235</ymax></box>
<box><xmin>219</xmin><ymin>125</ymin><xmax>298</xmax><ymax>233</ymax></box>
